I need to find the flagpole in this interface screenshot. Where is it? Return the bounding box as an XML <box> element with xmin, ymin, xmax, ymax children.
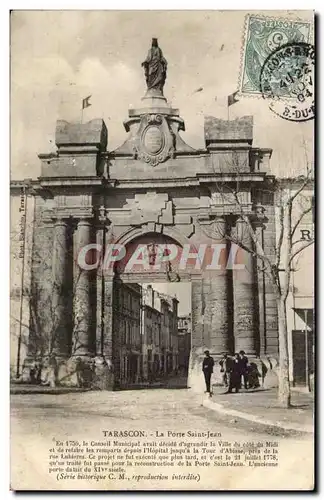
<box><xmin>80</xmin><ymin>95</ymin><xmax>91</xmax><ymax>124</ymax></box>
<box><xmin>227</xmin><ymin>91</ymin><xmax>239</xmax><ymax>122</ymax></box>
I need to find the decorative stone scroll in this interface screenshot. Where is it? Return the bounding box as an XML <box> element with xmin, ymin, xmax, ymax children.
<box><xmin>133</xmin><ymin>114</ymin><xmax>175</xmax><ymax>166</ymax></box>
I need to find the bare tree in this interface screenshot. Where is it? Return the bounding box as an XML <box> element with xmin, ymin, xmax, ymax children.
<box><xmin>10</xmin><ymin>214</ymin><xmax>95</xmax><ymax>387</ymax></box>
<box><xmin>201</xmin><ymin>152</ymin><xmax>314</xmax><ymax>408</ymax></box>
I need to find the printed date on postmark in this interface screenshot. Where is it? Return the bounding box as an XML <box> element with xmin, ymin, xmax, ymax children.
<box><xmin>260</xmin><ymin>42</ymin><xmax>314</xmax><ymax>122</ymax></box>
<box><xmin>239</xmin><ymin>15</ymin><xmax>312</xmax><ymax>96</ymax></box>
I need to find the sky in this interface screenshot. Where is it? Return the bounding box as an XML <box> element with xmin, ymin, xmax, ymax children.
<box><xmin>11</xmin><ymin>10</ymin><xmax>314</xmax><ymax>180</ymax></box>
<box><xmin>144</xmin><ymin>283</ymin><xmax>191</xmax><ymax>316</ymax></box>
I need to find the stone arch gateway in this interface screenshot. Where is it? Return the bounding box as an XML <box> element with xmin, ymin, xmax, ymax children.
<box><xmin>21</xmin><ymin>66</ymin><xmax>279</xmax><ymax>390</ymax></box>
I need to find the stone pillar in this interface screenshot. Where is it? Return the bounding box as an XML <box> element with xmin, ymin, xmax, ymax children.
<box><xmin>101</xmin><ymin>277</ymin><xmax>115</xmax><ymax>389</ymax></box>
<box><xmin>188</xmin><ymin>278</ymin><xmax>210</xmax><ymax>393</ymax></box>
<box><xmin>136</xmin><ymin>354</ymin><xmax>141</xmax><ymax>383</ymax></box>
<box><xmin>209</xmin><ymin>217</ymin><xmax>232</xmax><ymax>355</ymax></box>
<box><xmin>51</xmin><ymin>218</ymin><xmax>71</xmax><ymax>356</ymax></box>
<box><xmin>95</xmin><ymin>223</ymin><xmax>105</xmax><ymax>356</ymax></box>
<box><xmin>232</xmin><ymin>218</ymin><xmax>258</xmax><ymax>355</ymax></box>
<box><xmin>256</xmin><ymin>225</ymin><xmax>266</xmax><ymax>356</ymax></box>
<box><xmin>72</xmin><ymin>219</ymin><xmax>94</xmax><ymax>356</ymax></box>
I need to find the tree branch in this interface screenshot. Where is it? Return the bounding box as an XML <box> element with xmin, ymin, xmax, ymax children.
<box><xmin>291</xmin><ymin>204</ymin><xmax>313</xmax><ymax>238</ymax></box>
<box><xmin>276</xmin><ymin>204</ymin><xmax>285</xmax><ymax>269</ymax></box>
<box><xmin>290</xmin><ymin>240</ymin><xmax>314</xmax><ymax>264</ymax></box>
<box><xmin>288</xmin><ymin>168</ymin><xmax>313</xmax><ymax>204</ymax></box>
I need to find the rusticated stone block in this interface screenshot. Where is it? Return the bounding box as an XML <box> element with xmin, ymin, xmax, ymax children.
<box><xmin>187</xmin><ymin>346</ymin><xmax>206</xmax><ymax>393</ymax></box>
<box><xmin>204</xmin><ymin>115</ymin><xmax>253</xmax><ymax>144</ymax></box>
<box><xmin>55</xmin><ymin>119</ymin><xmax>108</xmax><ymax>150</ymax></box>
<box><xmin>40</xmin><ymin>119</ymin><xmax>108</xmax><ymax>178</ymax></box>
<box><xmin>209</xmin><ymin>275</ymin><xmax>232</xmax><ymax>354</ymax></box>
<box><xmin>204</xmin><ymin>116</ymin><xmax>253</xmax><ymax>173</ymax></box>
<box><xmin>191</xmin><ymin>280</ymin><xmax>204</xmax><ymax>348</ymax></box>
<box><xmin>93</xmin><ymin>356</ymin><xmax>114</xmax><ymax>390</ymax></box>
<box><xmin>259</xmin><ymin>356</ymin><xmax>279</xmax><ymax>388</ymax></box>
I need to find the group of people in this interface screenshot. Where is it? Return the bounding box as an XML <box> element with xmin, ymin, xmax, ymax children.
<box><xmin>219</xmin><ymin>351</ymin><xmax>262</xmax><ymax>393</ymax></box>
<box><xmin>202</xmin><ymin>350</ymin><xmax>263</xmax><ymax>396</ymax></box>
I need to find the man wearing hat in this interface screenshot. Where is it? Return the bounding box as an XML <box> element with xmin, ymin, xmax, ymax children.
<box><xmin>202</xmin><ymin>350</ymin><xmax>214</xmax><ymax>397</ymax></box>
<box><xmin>238</xmin><ymin>350</ymin><xmax>249</xmax><ymax>390</ymax></box>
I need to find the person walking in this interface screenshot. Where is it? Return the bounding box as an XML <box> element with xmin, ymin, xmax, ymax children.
<box><xmin>226</xmin><ymin>353</ymin><xmax>241</xmax><ymax>393</ymax></box>
<box><xmin>202</xmin><ymin>350</ymin><xmax>214</xmax><ymax>397</ymax></box>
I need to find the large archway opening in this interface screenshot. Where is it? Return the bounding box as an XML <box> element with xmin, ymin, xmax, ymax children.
<box><xmin>109</xmin><ymin>232</ymin><xmax>193</xmax><ymax>389</ymax></box>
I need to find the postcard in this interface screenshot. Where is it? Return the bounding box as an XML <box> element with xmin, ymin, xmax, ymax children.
<box><xmin>10</xmin><ymin>10</ymin><xmax>314</xmax><ymax>490</ymax></box>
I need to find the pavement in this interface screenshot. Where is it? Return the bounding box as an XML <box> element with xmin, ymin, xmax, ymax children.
<box><xmin>203</xmin><ymin>386</ymin><xmax>314</xmax><ymax>434</ymax></box>
<box><xmin>10</xmin><ymin>380</ymin><xmax>314</xmax><ymax>434</ymax></box>
<box><xmin>11</xmin><ymin>387</ymin><xmax>314</xmax><ymax>490</ymax></box>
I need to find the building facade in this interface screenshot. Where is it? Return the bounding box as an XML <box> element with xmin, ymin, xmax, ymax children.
<box><xmin>10</xmin><ymin>48</ymin><xmax>290</xmax><ymax>391</ymax></box>
<box><xmin>177</xmin><ymin>314</ymin><xmax>191</xmax><ymax>373</ymax></box>
<box><xmin>281</xmin><ymin>180</ymin><xmax>315</xmax><ymax>389</ymax></box>
<box><xmin>113</xmin><ymin>282</ymin><xmax>142</xmax><ymax>387</ymax></box>
<box><xmin>96</xmin><ymin>280</ymin><xmax>180</xmax><ymax>387</ymax></box>
<box><xmin>141</xmin><ymin>285</ymin><xmax>178</xmax><ymax>382</ymax></box>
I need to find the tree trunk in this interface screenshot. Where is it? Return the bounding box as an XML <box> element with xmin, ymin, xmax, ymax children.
<box><xmin>277</xmin><ymin>297</ymin><xmax>291</xmax><ymax>408</ymax></box>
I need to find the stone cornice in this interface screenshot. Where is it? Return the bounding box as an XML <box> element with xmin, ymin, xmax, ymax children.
<box><xmin>41</xmin><ymin>207</ymin><xmax>94</xmax><ymax>222</ymax></box>
<box><xmin>39</xmin><ymin>146</ymin><xmax>101</xmax><ymax>155</ymax></box>
<box><xmin>196</xmin><ymin>172</ymin><xmax>274</xmax><ymax>183</ymax></box>
<box><xmin>38</xmin><ymin>177</ymin><xmax>106</xmax><ymax>188</ymax></box>
<box><xmin>106</xmin><ymin>173</ymin><xmax>274</xmax><ymax>189</ymax></box>
<box><xmin>10</xmin><ymin>172</ymin><xmax>276</xmax><ymax>194</ymax></box>
<box><xmin>10</xmin><ymin>179</ymin><xmax>39</xmax><ymax>193</ymax></box>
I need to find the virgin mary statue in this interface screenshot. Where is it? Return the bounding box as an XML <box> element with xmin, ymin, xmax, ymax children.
<box><xmin>141</xmin><ymin>38</ymin><xmax>167</xmax><ymax>94</ymax></box>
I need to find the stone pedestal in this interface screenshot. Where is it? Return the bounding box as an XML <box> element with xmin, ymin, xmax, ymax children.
<box><xmin>93</xmin><ymin>356</ymin><xmax>114</xmax><ymax>390</ymax></box>
<box><xmin>187</xmin><ymin>346</ymin><xmax>206</xmax><ymax>394</ymax></box>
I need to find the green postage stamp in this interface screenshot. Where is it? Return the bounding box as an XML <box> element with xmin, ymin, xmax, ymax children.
<box><xmin>239</xmin><ymin>15</ymin><xmax>312</xmax><ymax>95</ymax></box>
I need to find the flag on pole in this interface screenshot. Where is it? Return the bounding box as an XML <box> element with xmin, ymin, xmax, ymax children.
<box><xmin>227</xmin><ymin>91</ymin><xmax>239</xmax><ymax>107</ymax></box>
<box><xmin>82</xmin><ymin>95</ymin><xmax>92</xmax><ymax>109</ymax></box>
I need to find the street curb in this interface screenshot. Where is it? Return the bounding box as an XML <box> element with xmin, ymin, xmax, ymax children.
<box><xmin>203</xmin><ymin>398</ymin><xmax>314</xmax><ymax>434</ymax></box>
<box><xmin>10</xmin><ymin>387</ymin><xmax>91</xmax><ymax>395</ymax></box>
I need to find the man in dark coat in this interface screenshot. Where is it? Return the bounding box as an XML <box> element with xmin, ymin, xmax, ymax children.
<box><xmin>202</xmin><ymin>350</ymin><xmax>214</xmax><ymax>397</ymax></box>
<box><xmin>226</xmin><ymin>353</ymin><xmax>241</xmax><ymax>393</ymax></box>
<box><xmin>238</xmin><ymin>350</ymin><xmax>249</xmax><ymax>389</ymax></box>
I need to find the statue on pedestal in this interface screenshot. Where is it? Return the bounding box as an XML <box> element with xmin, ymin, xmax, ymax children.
<box><xmin>142</xmin><ymin>38</ymin><xmax>167</xmax><ymax>94</ymax></box>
